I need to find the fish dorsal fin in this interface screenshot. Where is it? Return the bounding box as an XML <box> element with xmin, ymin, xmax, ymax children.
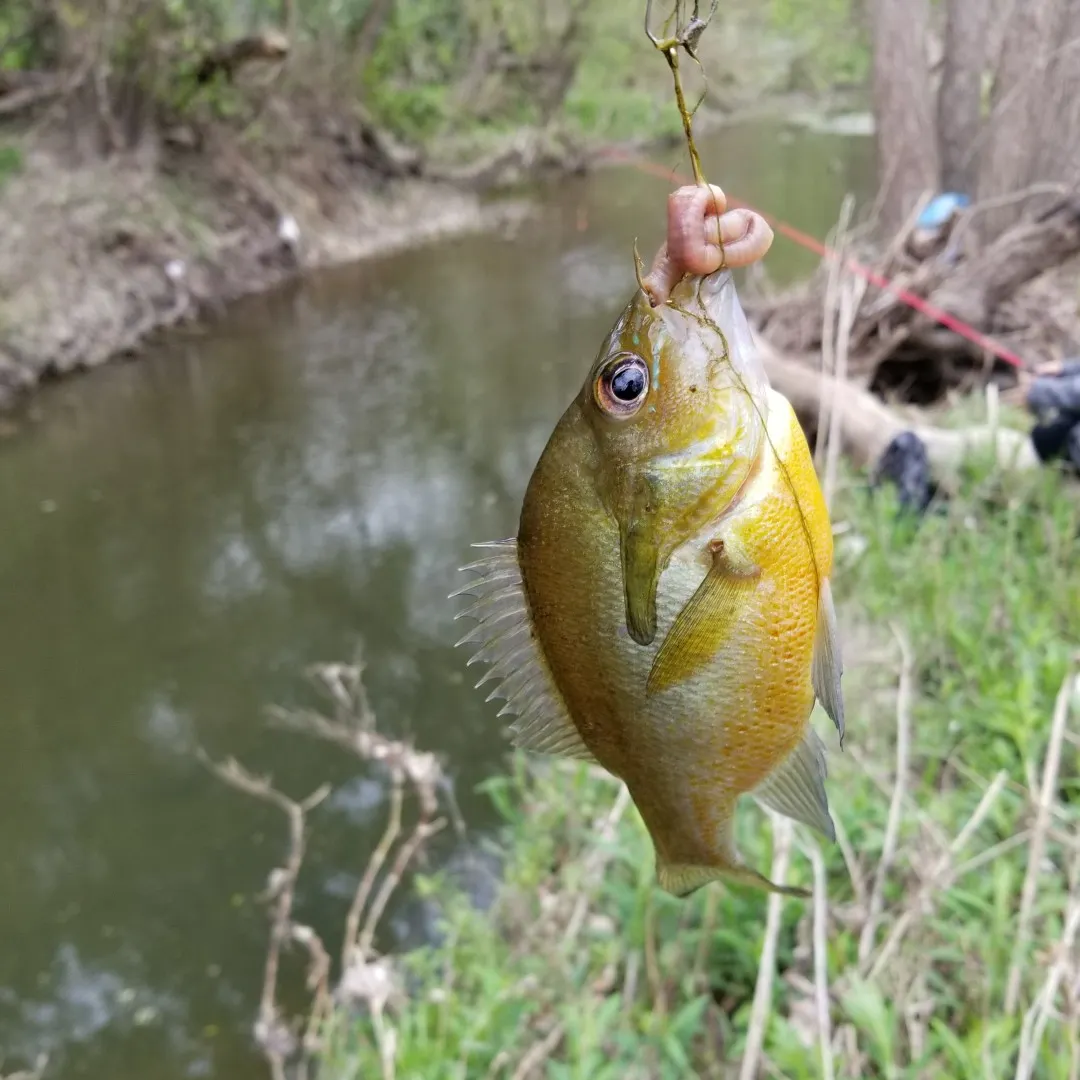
<box><xmin>811</xmin><ymin>577</ymin><xmax>845</xmax><ymax>746</ymax></box>
<box><xmin>451</xmin><ymin>540</ymin><xmax>598</xmax><ymax>764</ymax></box>
<box><xmin>751</xmin><ymin>727</ymin><xmax>836</xmax><ymax>842</ymax></box>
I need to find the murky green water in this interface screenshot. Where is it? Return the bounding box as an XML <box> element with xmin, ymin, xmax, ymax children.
<box><xmin>0</xmin><ymin>120</ymin><xmax>873</xmax><ymax>1078</ymax></box>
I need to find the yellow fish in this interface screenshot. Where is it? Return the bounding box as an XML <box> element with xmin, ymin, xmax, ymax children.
<box><xmin>452</xmin><ymin>265</ymin><xmax>844</xmax><ymax>898</ymax></box>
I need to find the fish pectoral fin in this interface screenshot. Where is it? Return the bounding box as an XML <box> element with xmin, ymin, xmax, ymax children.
<box><xmin>646</xmin><ymin>540</ymin><xmax>759</xmax><ymax>697</ymax></box>
<box><xmin>751</xmin><ymin>727</ymin><xmax>836</xmax><ymax>842</ymax></box>
<box><xmin>453</xmin><ymin>538</ymin><xmax>600</xmax><ymax>767</ymax></box>
<box><xmin>811</xmin><ymin>577</ymin><xmax>846</xmax><ymax>746</ymax></box>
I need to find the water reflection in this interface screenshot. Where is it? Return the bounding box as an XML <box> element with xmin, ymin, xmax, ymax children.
<box><xmin>0</xmin><ymin>119</ymin><xmax>873</xmax><ymax>1078</ymax></box>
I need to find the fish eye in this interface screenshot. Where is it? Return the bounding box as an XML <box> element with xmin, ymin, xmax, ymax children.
<box><xmin>595</xmin><ymin>353</ymin><xmax>649</xmax><ymax>417</ymax></box>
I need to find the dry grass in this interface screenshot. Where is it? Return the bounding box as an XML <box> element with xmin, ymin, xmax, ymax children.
<box><xmin>199</xmin><ymin>222</ymin><xmax>1080</xmax><ymax>1080</ymax></box>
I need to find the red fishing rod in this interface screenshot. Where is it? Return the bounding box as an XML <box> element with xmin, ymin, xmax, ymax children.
<box><xmin>600</xmin><ymin>148</ymin><xmax>1028</xmax><ymax>371</ymax></box>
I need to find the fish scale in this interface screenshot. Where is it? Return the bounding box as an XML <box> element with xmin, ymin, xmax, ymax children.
<box><xmin>452</xmin><ymin>266</ymin><xmax>845</xmax><ymax>899</ymax></box>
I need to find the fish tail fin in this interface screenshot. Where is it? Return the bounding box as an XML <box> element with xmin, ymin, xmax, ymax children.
<box><xmin>656</xmin><ymin>813</ymin><xmax>809</xmax><ymax>900</ymax></box>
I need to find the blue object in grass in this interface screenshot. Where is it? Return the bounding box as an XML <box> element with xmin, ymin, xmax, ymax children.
<box><xmin>916</xmin><ymin>192</ymin><xmax>972</xmax><ymax>231</ymax></box>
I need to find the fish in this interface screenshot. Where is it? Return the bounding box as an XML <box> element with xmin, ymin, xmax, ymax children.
<box><xmin>451</xmin><ymin>263</ymin><xmax>845</xmax><ymax>899</ymax></box>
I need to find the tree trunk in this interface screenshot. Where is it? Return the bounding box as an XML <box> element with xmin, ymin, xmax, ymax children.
<box><xmin>352</xmin><ymin>0</ymin><xmax>395</xmax><ymax>83</ymax></box>
<box><xmin>932</xmin><ymin>194</ymin><xmax>1080</xmax><ymax>312</ymax></box>
<box><xmin>869</xmin><ymin>0</ymin><xmax>939</xmax><ymax>233</ymax></box>
<box><xmin>977</xmin><ymin>0</ymin><xmax>1072</xmax><ymax>236</ymax></box>
<box><xmin>1034</xmin><ymin>0</ymin><xmax>1080</xmax><ymax>191</ymax></box>
<box><xmin>937</xmin><ymin>0</ymin><xmax>989</xmax><ymax>193</ymax></box>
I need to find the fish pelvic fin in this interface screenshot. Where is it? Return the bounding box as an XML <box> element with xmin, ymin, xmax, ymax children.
<box><xmin>451</xmin><ymin>538</ymin><xmax>599</xmax><ymax>765</ymax></box>
<box><xmin>811</xmin><ymin>576</ymin><xmax>846</xmax><ymax>747</ymax></box>
<box><xmin>751</xmin><ymin>727</ymin><xmax>836</xmax><ymax>842</ymax></box>
<box><xmin>646</xmin><ymin>539</ymin><xmax>759</xmax><ymax>697</ymax></box>
<box><xmin>657</xmin><ymin>858</ymin><xmax>810</xmax><ymax>900</ymax></box>
<box><xmin>655</xmin><ymin>814</ymin><xmax>810</xmax><ymax>900</ymax></box>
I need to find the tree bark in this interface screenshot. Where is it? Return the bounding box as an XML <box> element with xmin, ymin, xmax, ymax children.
<box><xmin>977</xmin><ymin>0</ymin><xmax>1072</xmax><ymax>236</ymax></box>
<box><xmin>194</xmin><ymin>29</ymin><xmax>289</xmax><ymax>85</ymax></box>
<box><xmin>937</xmin><ymin>0</ymin><xmax>989</xmax><ymax>193</ymax></box>
<box><xmin>869</xmin><ymin>0</ymin><xmax>939</xmax><ymax>234</ymax></box>
<box><xmin>1034</xmin><ymin>0</ymin><xmax>1080</xmax><ymax>192</ymax></box>
<box><xmin>917</xmin><ymin>197</ymin><xmax>1080</xmax><ymax>345</ymax></box>
<box><xmin>351</xmin><ymin>0</ymin><xmax>394</xmax><ymax>82</ymax></box>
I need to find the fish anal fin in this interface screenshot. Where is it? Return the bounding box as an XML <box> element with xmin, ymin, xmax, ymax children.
<box><xmin>452</xmin><ymin>538</ymin><xmax>599</xmax><ymax>767</ymax></box>
<box><xmin>812</xmin><ymin>577</ymin><xmax>846</xmax><ymax>746</ymax></box>
<box><xmin>646</xmin><ymin>539</ymin><xmax>759</xmax><ymax>697</ymax></box>
<box><xmin>751</xmin><ymin>726</ymin><xmax>836</xmax><ymax>842</ymax></box>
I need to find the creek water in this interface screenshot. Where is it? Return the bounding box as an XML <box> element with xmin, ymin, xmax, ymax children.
<box><xmin>0</xmin><ymin>118</ymin><xmax>874</xmax><ymax>1079</ymax></box>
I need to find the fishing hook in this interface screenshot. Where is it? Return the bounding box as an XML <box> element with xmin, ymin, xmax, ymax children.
<box><xmin>642</xmin><ymin>0</ymin><xmax>725</xmax><ymax>275</ymax></box>
<box><xmin>642</xmin><ymin>0</ymin><xmax>718</xmax><ymax>187</ymax></box>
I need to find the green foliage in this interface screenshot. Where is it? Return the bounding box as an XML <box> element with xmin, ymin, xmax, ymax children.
<box><xmin>0</xmin><ymin>1</ymin><xmax>867</xmax><ymax>150</ymax></box>
<box><xmin>0</xmin><ymin>143</ymin><xmax>23</xmax><ymax>189</ymax></box>
<box><xmin>318</xmin><ymin>453</ymin><xmax>1080</xmax><ymax>1078</ymax></box>
<box><xmin>562</xmin><ymin>3</ymin><xmax>684</xmax><ymax>143</ymax></box>
<box><xmin>768</xmin><ymin>0</ymin><xmax>869</xmax><ymax>90</ymax></box>
<box><xmin>361</xmin><ymin>0</ymin><xmax>474</xmax><ymax>140</ymax></box>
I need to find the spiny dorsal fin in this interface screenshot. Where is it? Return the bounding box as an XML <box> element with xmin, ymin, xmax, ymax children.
<box><xmin>811</xmin><ymin>577</ymin><xmax>845</xmax><ymax>746</ymax></box>
<box><xmin>451</xmin><ymin>539</ymin><xmax>598</xmax><ymax>765</ymax></box>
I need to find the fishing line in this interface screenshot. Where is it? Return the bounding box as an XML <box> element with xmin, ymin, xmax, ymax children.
<box><xmin>667</xmin><ymin>280</ymin><xmax>824</xmax><ymax>594</ymax></box>
<box><xmin>640</xmin><ymin>0</ymin><xmax>728</xmax><ymax>277</ymax></box>
<box><xmin>612</xmin><ymin>151</ymin><xmax>1029</xmax><ymax>371</ymax></box>
<box><xmin>642</xmin><ymin>0</ymin><xmax>823</xmax><ymax>587</ymax></box>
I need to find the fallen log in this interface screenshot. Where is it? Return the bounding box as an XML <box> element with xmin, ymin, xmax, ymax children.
<box><xmin>0</xmin><ymin>63</ymin><xmax>89</xmax><ymax>118</ymax></box>
<box><xmin>757</xmin><ymin>336</ymin><xmax>1040</xmax><ymax>483</ymax></box>
<box><xmin>908</xmin><ymin>197</ymin><xmax>1080</xmax><ymax>353</ymax></box>
<box><xmin>750</xmin><ymin>195</ymin><xmax>1080</xmax><ymax>401</ymax></box>
<box><xmin>194</xmin><ymin>28</ymin><xmax>290</xmax><ymax>85</ymax></box>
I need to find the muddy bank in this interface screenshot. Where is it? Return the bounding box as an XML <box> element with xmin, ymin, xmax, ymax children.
<box><xmin>0</xmin><ymin>81</ymin><xmax>868</xmax><ymax>416</ymax></box>
<box><xmin>0</xmin><ymin>124</ymin><xmax>545</xmax><ymax>413</ymax></box>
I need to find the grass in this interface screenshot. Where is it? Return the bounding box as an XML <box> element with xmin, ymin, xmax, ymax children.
<box><xmin>315</xmin><ymin>452</ymin><xmax>1080</xmax><ymax>1079</ymax></box>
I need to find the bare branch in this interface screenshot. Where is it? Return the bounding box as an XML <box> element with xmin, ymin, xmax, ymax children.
<box><xmin>739</xmin><ymin>815</ymin><xmax>794</xmax><ymax>1080</ymax></box>
<box><xmin>858</xmin><ymin>625</ymin><xmax>914</xmax><ymax>965</ymax></box>
<box><xmin>197</xmin><ymin>750</ymin><xmax>331</xmax><ymax>1077</ymax></box>
<box><xmin>1005</xmin><ymin>662</ymin><xmax>1076</xmax><ymax>1013</ymax></box>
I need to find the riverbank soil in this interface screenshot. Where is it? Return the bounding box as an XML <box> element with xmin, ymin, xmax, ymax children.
<box><xmin>0</xmin><ymin>0</ymin><xmax>874</xmax><ymax>414</ymax></box>
<box><xmin>0</xmin><ymin>116</ymin><xmax>531</xmax><ymax>412</ymax></box>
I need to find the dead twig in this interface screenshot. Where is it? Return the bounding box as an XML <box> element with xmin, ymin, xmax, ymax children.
<box><xmin>739</xmin><ymin>814</ymin><xmax>794</xmax><ymax>1080</ymax></box>
<box><xmin>858</xmin><ymin>624</ymin><xmax>913</xmax><ymax>965</ymax></box>
<box><xmin>1005</xmin><ymin>662</ymin><xmax>1076</xmax><ymax>1013</ymax></box>
<box><xmin>816</xmin><ymin>194</ymin><xmax>855</xmax><ymax>480</ymax></box>
<box><xmin>796</xmin><ymin>835</ymin><xmax>837</xmax><ymax>1080</ymax></box>
<box><xmin>203</xmin><ymin>654</ymin><xmax>454</xmax><ymax>1080</ymax></box>
<box><xmin>344</xmin><ymin>771</ymin><xmax>404</xmax><ymax>968</ymax></box>
<box><xmin>564</xmin><ymin>783</ymin><xmax>632</xmax><ymax>944</ymax></box>
<box><xmin>198</xmin><ymin>751</ymin><xmax>331</xmax><ymax>1080</ymax></box>
<box><xmin>832</xmin><ymin>809</ymin><xmax>867</xmax><ymax>914</ymax></box>
<box><xmin>358</xmin><ymin>815</ymin><xmax>447</xmax><ymax>957</ymax></box>
<box><xmin>292</xmin><ymin>923</ymin><xmax>332</xmax><ymax>1069</ymax></box>
<box><xmin>511</xmin><ymin>1020</ymin><xmax>567</xmax><ymax>1080</ymax></box>
<box><xmin>1015</xmin><ymin>855</ymin><xmax>1080</xmax><ymax>1080</ymax></box>
<box><xmin>866</xmin><ymin>770</ymin><xmax>1009</xmax><ymax>982</ymax></box>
